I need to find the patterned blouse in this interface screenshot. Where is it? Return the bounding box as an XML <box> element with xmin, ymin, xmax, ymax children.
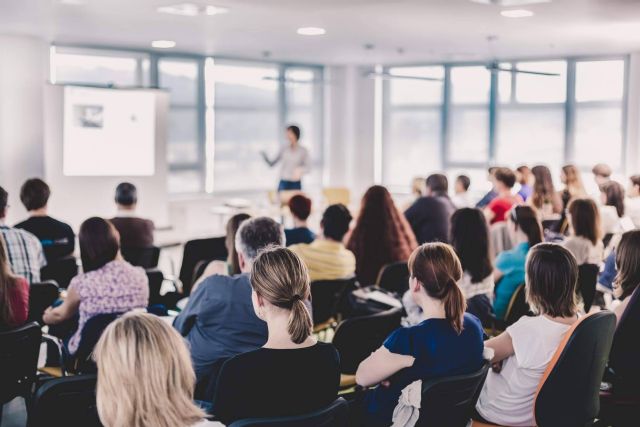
<box><xmin>67</xmin><ymin>260</ymin><xmax>149</xmax><ymax>354</ymax></box>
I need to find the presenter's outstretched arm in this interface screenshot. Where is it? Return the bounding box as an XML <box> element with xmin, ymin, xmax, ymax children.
<box><xmin>261</xmin><ymin>148</ymin><xmax>282</xmax><ymax>167</ymax></box>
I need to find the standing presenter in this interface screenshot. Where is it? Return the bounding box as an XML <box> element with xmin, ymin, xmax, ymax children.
<box><xmin>261</xmin><ymin>125</ymin><xmax>310</xmax><ymax>192</ymax></box>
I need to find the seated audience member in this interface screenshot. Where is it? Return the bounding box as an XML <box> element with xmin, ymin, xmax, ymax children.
<box><xmin>94</xmin><ymin>313</ymin><xmax>221</xmax><ymax>427</ymax></box>
<box><xmin>451</xmin><ymin>175</ymin><xmax>472</xmax><ymax>208</ymax></box>
<box><xmin>405</xmin><ymin>174</ymin><xmax>456</xmax><ymax>244</ymax></box>
<box><xmin>290</xmin><ymin>204</ymin><xmax>355</xmax><ymax>282</ymax></box>
<box><xmin>592</xmin><ymin>163</ymin><xmax>612</xmax><ymax>192</ymax></box>
<box><xmin>356</xmin><ymin>243</ymin><xmax>484</xmax><ymax>427</ymax></box>
<box><xmin>43</xmin><ymin>217</ymin><xmax>149</xmax><ymax>355</ymax></box>
<box><xmin>557</xmin><ymin>164</ymin><xmax>587</xmax><ymax>232</ymax></box>
<box><xmin>600</xmin><ymin>181</ymin><xmax>633</xmax><ymax>236</ymax></box>
<box><xmin>485</xmin><ymin>168</ymin><xmax>520</xmax><ymax>224</ymax></box>
<box><xmin>174</xmin><ymin>217</ymin><xmax>283</xmax><ymax>383</ymax></box>
<box><xmin>15</xmin><ymin>178</ymin><xmax>75</xmax><ymax>263</ymax></box>
<box><xmin>515</xmin><ymin>166</ymin><xmax>533</xmax><ymax>202</ymax></box>
<box><xmin>626</xmin><ymin>175</ymin><xmax>640</xmax><ymax>229</ymax></box>
<box><xmin>562</xmin><ymin>198</ymin><xmax>604</xmax><ymax>265</ymax></box>
<box><xmin>346</xmin><ymin>186</ymin><xmax>417</xmax><ymax>286</ymax></box>
<box><xmin>613</xmin><ymin>230</ymin><xmax>640</xmax><ymax>322</ymax></box>
<box><xmin>110</xmin><ymin>182</ymin><xmax>155</xmax><ymax>248</ymax></box>
<box><xmin>475</xmin><ymin>243</ymin><xmax>579</xmax><ymax>427</ymax></box>
<box><xmin>530</xmin><ymin>165</ymin><xmax>563</xmax><ymax>218</ymax></box>
<box><xmin>598</xmin><ymin>250</ymin><xmax>617</xmax><ymax>294</ymax></box>
<box><xmin>212</xmin><ymin>247</ymin><xmax>340</xmax><ymax>424</ymax></box>
<box><xmin>493</xmin><ymin>206</ymin><xmax>543</xmax><ymax>320</ymax></box>
<box><xmin>0</xmin><ymin>235</ymin><xmax>29</xmax><ymax>330</ymax></box>
<box><xmin>0</xmin><ymin>186</ymin><xmax>45</xmax><ymax>283</ymax></box>
<box><xmin>476</xmin><ymin>167</ymin><xmax>498</xmax><ymax>209</ymax></box>
<box><xmin>285</xmin><ymin>194</ymin><xmax>316</xmax><ymax>246</ymax></box>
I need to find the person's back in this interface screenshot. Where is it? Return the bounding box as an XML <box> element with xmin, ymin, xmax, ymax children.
<box><xmin>15</xmin><ymin>216</ymin><xmax>75</xmax><ymax>263</ymax></box>
<box><xmin>284</xmin><ymin>227</ymin><xmax>315</xmax><ymax>246</ymax></box>
<box><xmin>285</xmin><ymin>194</ymin><xmax>316</xmax><ymax>246</ymax></box>
<box><xmin>405</xmin><ymin>195</ymin><xmax>455</xmax><ymax>244</ymax></box>
<box><xmin>111</xmin><ymin>182</ymin><xmax>155</xmax><ymax>248</ymax></box>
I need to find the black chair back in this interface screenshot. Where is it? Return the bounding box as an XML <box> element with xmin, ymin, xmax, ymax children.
<box><xmin>504</xmin><ymin>283</ymin><xmax>530</xmax><ymax>326</ymax></box>
<box><xmin>577</xmin><ymin>264</ymin><xmax>599</xmax><ymax>313</ymax></box>
<box><xmin>228</xmin><ymin>397</ymin><xmax>349</xmax><ymax>427</ymax></box>
<box><xmin>375</xmin><ymin>261</ymin><xmax>409</xmax><ymax>294</ymax></box>
<box><xmin>120</xmin><ymin>246</ymin><xmax>161</xmax><ymax>269</ymax></box>
<box><xmin>535</xmin><ymin>311</ymin><xmax>616</xmax><ymax>427</ymax></box>
<box><xmin>179</xmin><ymin>237</ymin><xmax>227</xmax><ymax>296</ymax></box>
<box><xmin>28</xmin><ymin>374</ymin><xmax>101</xmax><ymax>427</ymax></box>
<box><xmin>145</xmin><ymin>268</ymin><xmax>164</xmax><ymax>306</ymax></box>
<box><xmin>0</xmin><ymin>322</ymin><xmax>42</xmax><ymax>404</ymax></box>
<box><xmin>416</xmin><ymin>362</ymin><xmax>490</xmax><ymax>427</ymax></box>
<box><xmin>72</xmin><ymin>313</ymin><xmax>123</xmax><ymax>374</ymax></box>
<box><xmin>466</xmin><ymin>294</ymin><xmax>494</xmax><ymax>328</ymax></box>
<box><xmin>40</xmin><ymin>256</ymin><xmax>78</xmax><ymax>288</ymax></box>
<box><xmin>310</xmin><ymin>278</ymin><xmax>355</xmax><ymax>326</ymax></box>
<box><xmin>608</xmin><ymin>288</ymin><xmax>640</xmax><ymax>395</ymax></box>
<box><xmin>28</xmin><ymin>281</ymin><xmax>60</xmax><ymax>325</ymax></box>
<box><xmin>332</xmin><ymin>308</ymin><xmax>402</xmax><ymax>374</ymax></box>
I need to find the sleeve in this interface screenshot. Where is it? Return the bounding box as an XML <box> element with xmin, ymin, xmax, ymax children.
<box><xmin>404</xmin><ymin>201</ymin><xmax>420</xmax><ymax>231</ymax></box>
<box><xmin>66</xmin><ymin>225</ymin><xmax>76</xmax><ymax>255</ymax></box>
<box><xmin>383</xmin><ymin>327</ymin><xmax>412</xmax><ymax>356</ymax></box>
<box><xmin>495</xmin><ymin>250</ymin><xmax>512</xmax><ymax>273</ymax></box>
<box><xmin>506</xmin><ymin>317</ymin><xmax>535</xmax><ymax>368</ymax></box>
<box><xmin>598</xmin><ymin>251</ymin><xmax>616</xmax><ymax>291</ymax></box>
<box><xmin>173</xmin><ymin>280</ymin><xmax>211</xmax><ymax>336</ymax></box>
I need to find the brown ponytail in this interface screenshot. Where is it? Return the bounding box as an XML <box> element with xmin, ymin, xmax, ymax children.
<box><xmin>250</xmin><ymin>245</ymin><xmax>313</xmax><ymax>344</ymax></box>
<box><xmin>408</xmin><ymin>243</ymin><xmax>466</xmax><ymax>334</ymax></box>
<box><xmin>510</xmin><ymin>206</ymin><xmax>543</xmax><ymax>246</ymax></box>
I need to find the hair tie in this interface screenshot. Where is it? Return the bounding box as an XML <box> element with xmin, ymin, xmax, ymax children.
<box><xmin>290</xmin><ymin>294</ymin><xmax>302</xmax><ymax>303</ymax></box>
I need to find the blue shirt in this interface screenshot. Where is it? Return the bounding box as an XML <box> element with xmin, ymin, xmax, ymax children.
<box><xmin>364</xmin><ymin>314</ymin><xmax>485</xmax><ymax>426</ymax></box>
<box><xmin>598</xmin><ymin>250</ymin><xmax>616</xmax><ymax>291</ymax></box>
<box><xmin>285</xmin><ymin>227</ymin><xmax>316</xmax><ymax>247</ymax></box>
<box><xmin>173</xmin><ymin>273</ymin><xmax>268</xmax><ymax>382</ymax></box>
<box><xmin>517</xmin><ymin>184</ymin><xmax>533</xmax><ymax>202</ymax></box>
<box><xmin>494</xmin><ymin>242</ymin><xmax>530</xmax><ymax>319</ymax></box>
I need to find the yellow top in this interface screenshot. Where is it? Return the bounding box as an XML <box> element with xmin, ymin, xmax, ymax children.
<box><xmin>289</xmin><ymin>239</ymin><xmax>356</xmax><ymax>282</ymax></box>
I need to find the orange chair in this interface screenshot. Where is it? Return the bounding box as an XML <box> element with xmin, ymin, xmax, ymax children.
<box><xmin>472</xmin><ymin>311</ymin><xmax>616</xmax><ymax>427</ymax></box>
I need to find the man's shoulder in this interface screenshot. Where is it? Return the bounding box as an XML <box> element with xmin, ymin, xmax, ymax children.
<box><xmin>1</xmin><ymin>226</ymin><xmax>40</xmax><ymax>244</ymax></box>
<box><xmin>199</xmin><ymin>273</ymin><xmax>250</xmax><ymax>292</ymax></box>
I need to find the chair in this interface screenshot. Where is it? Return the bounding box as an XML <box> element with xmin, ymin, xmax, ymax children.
<box><xmin>503</xmin><ymin>283</ymin><xmax>530</xmax><ymax>327</ymax></box>
<box><xmin>577</xmin><ymin>264</ymin><xmax>599</xmax><ymax>313</ymax></box>
<box><xmin>71</xmin><ymin>312</ymin><xmax>124</xmax><ymax>374</ymax></box>
<box><xmin>178</xmin><ymin>236</ymin><xmax>227</xmax><ymax>296</ymax></box>
<box><xmin>375</xmin><ymin>261</ymin><xmax>409</xmax><ymax>294</ymax></box>
<box><xmin>120</xmin><ymin>246</ymin><xmax>161</xmax><ymax>269</ymax></box>
<box><xmin>145</xmin><ymin>268</ymin><xmax>164</xmax><ymax>306</ymax></box>
<box><xmin>40</xmin><ymin>256</ymin><xmax>78</xmax><ymax>288</ymax></box>
<box><xmin>0</xmin><ymin>322</ymin><xmax>42</xmax><ymax>408</ymax></box>
<box><xmin>228</xmin><ymin>397</ymin><xmax>349</xmax><ymax>427</ymax></box>
<box><xmin>416</xmin><ymin>362</ymin><xmax>490</xmax><ymax>427</ymax></box>
<box><xmin>28</xmin><ymin>281</ymin><xmax>60</xmax><ymax>325</ymax></box>
<box><xmin>322</xmin><ymin>187</ymin><xmax>350</xmax><ymax>206</ymax></box>
<box><xmin>310</xmin><ymin>278</ymin><xmax>355</xmax><ymax>329</ymax></box>
<box><xmin>28</xmin><ymin>374</ymin><xmax>101</xmax><ymax>427</ymax></box>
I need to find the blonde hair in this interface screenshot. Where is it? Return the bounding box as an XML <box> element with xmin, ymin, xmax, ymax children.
<box><xmin>250</xmin><ymin>246</ymin><xmax>312</xmax><ymax>344</ymax></box>
<box><xmin>93</xmin><ymin>313</ymin><xmax>206</xmax><ymax>427</ymax></box>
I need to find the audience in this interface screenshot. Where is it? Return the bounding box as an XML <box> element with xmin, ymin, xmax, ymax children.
<box><xmin>15</xmin><ymin>178</ymin><xmax>75</xmax><ymax>263</ymax></box>
<box><xmin>110</xmin><ymin>182</ymin><xmax>155</xmax><ymax>248</ymax></box>
<box><xmin>562</xmin><ymin>198</ymin><xmax>603</xmax><ymax>265</ymax></box>
<box><xmin>485</xmin><ymin>167</ymin><xmax>520</xmax><ymax>224</ymax></box>
<box><xmin>515</xmin><ymin>166</ymin><xmax>533</xmax><ymax>202</ymax></box>
<box><xmin>530</xmin><ymin>165</ymin><xmax>563</xmax><ymax>218</ymax></box>
<box><xmin>613</xmin><ymin>230</ymin><xmax>640</xmax><ymax>322</ymax></box>
<box><xmin>174</xmin><ymin>217</ymin><xmax>282</xmax><ymax>384</ymax></box>
<box><xmin>558</xmin><ymin>164</ymin><xmax>587</xmax><ymax>232</ymax></box>
<box><xmin>356</xmin><ymin>243</ymin><xmax>484</xmax><ymax>427</ymax></box>
<box><xmin>493</xmin><ymin>206</ymin><xmax>543</xmax><ymax>320</ymax></box>
<box><xmin>290</xmin><ymin>204</ymin><xmax>355</xmax><ymax>282</ymax></box>
<box><xmin>346</xmin><ymin>185</ymin><xmax>417</xmax><ymax>286</ymax></box>
<box><xmin>600</xmin><ymin>181</ymin><xmax>632</xmax><ymax>235</ymax></box>
<box><xmin>476</xmin><ymin>167</ymin><xmax>498</xmax><ymax>208</ymax></box>
<box><xmin>212</xmin><ymin>246</ymin><xmax>340</xmax><ymax>424</ymax></box>
<box><xmin>405</xmin><ymin>174</ymin><xmax>456</xmax><ymax>244</ymax></box>
<box><xmin>0</xmin><ymin>186</ymin><xmax>46</xmax><ymax>283</ymax></box>
<box><xmin>93</xmin><ymin>313</ymin><xmax>220</xmax><ymax>427</ymax></box>
<box><xmin>626</xmin><ymin>175</ymin><xmax>640</xmax><ymax>228</ymax></box>
<box><xmin>285</xmin><ymin>194</ymin><xmax>316</xmax><ymax>246</ymax></box>
<box><xmin>451</xmin><ymin>175</ymin><xmax>472</xmax><ymax>208</ymax></box>
<box><xmin>0</xmin><ymin>235</ymin><xmax>29</xmax><ymax>330</ymax></box>
<box><xmin>43</xmin><ymin>217</ymin><xmax>149</xmax><ymax>355</ymax></box>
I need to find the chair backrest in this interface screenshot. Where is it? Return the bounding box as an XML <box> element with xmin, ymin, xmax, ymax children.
<box><xmin>40</xmin><ymin>256</ymin><xmax>78</xmax><ymax>288</ymax></box>
<box><xmin>332</xmin><ymin>307</ymin><xmax>403</xmax><ymax>374</ymax></box>
<box><xmin>145</xmin><ymin>268</ymin><xmax>164</xmax><ymax>306</ymax></box>
<box><xmin>120</xmin><ymin>246</ymin><xmax>161</xmax><ymax>269</ymax></box>
<box><xmin>466</xmin><ymin>294</ymin><xmax>494</xmax><ymax>328</ymax></box>
<box><xmin>179</xmin><ymin>236</ymin><xmax>227</xmax><ymax>296</ymax></box>
<box><xmin>375</xmin><ymin>261</ymin><xmax>410</xmax><ymax>294</ymax></box>
<box><xmin>0</xmin><ymin>322</ymin><xmax>42</xmax><ymax>404</ymax></box>
<box><xmin>310</xmin><ymin>278</ymin><xmax>355</xmax><ymax>325</ymax></box>
<box><xmin>608</xmin><ymin>287</ymin><xmax>640</xmax><ymax>394</ymax></box>
<box><xmin>28</xmin><ymin>374</ymin><xmax>101</xmax><ymax>427</ymax></box>
<box><xmin>504</xmin><ymin>283</ymin><xmax>530</xmax><ymax>326</ymax></box>
<box><xmin>73</xmin><ymin>313</ymin><xmax>124</xmax><ymax>374</ymax></box>
<box><xmin>322</xmin><ymin>187</ymin><xmax>350</xmax><ymax>206</ymax></box>
<box><xmin>534</xmin><ymin>311</ymin><xmax>616</xmax><ymax>427</ymax></box>
<box><xmin>229</xmin><ymin>397</ymin><xmax>349</xmax><ymax>427</ymax></box>
<box><xmin>577</xmin><ymin>264</ymin><xmax>599</xmax><ymax>313</ymax></box>
<box><xmin>28</xmin><ymin>281</ymin><xmax>60</xmax><ymax>325</ymax></box>
<box><xmin>416</xmin><ymin>362</ymin><xmax>490</xmax><ymax>427</ymax></box>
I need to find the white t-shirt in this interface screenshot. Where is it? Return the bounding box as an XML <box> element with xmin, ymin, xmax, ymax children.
<box><xmin>191</xmin><ymin>420</ymin><xmax>224</xmax><ymax>427</ymax></box>
<box><xmin>475</xmin><ymin>316</ymin><xmax>572</xmax><ymax>427</ymax></box>
<box><xmin>562</xmin><ymin>236</ymin><xmax>604</xmax><ymax>266</ymax></box>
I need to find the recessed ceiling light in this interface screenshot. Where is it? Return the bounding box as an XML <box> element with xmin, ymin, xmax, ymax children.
<box><xmin>204</xmin><ymin>5</ymin><xmax>229</xmax><ymax>15</ymax></box>
<box><xmin>151</xmin><ymin>40</ymin><xmax>176</xmax><ymax>49</ymax></box>
<box><xmin>157</xmin><ymin>3</ymin><xmax>228</xmax><ymax>17</ymax></box>
<box><xmin>471</xmin><ymin>0</ymin><xmax>549</xmax><ymax>5</ymax></box>
<box><xmin>297</xmin><ymin>27</ymin><xmax>326</xmax><ymax>36</ymax></box>
<box><xmin>501</xmin><ymin>9</ymin><xmax>535</xmax><ymax>17</ymax></box>
<box><xmin>58</xmin><ymin>0</ymin><xmax>87</xmax><ymax>4</ymax></box>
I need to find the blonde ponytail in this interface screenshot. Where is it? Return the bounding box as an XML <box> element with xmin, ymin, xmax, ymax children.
<box><xmin>288</xmin><ymin>298</ymin><xmax>313</xmax><ymax>344</ymax></box>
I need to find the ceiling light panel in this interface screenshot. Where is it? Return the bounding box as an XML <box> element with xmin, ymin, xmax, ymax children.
<box><xmin>157</xmin><ymin>3</ymin><xmax>229</xmax><ymax>17</ymax></box>
<box><xmin>470</xmin><ymin>0</ymin><xmax>550</xmax><ymax>5</ymax></box>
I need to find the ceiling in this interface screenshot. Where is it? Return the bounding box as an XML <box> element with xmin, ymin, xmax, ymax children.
<box><xmin>1</xmin><ymin>0</ymin><xmax>640</xmax><ymax>65</ymax></box>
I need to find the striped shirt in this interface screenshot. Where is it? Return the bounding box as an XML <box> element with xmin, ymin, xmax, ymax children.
<box><xmin>290</xmin><ymin>239</ymin><xmax>355</xmax><ymax>282</ymax></box>
<box><xmin>0</xmin><ymin>225</ymin><xmax>46</xmax><ymax>283</ymax></box>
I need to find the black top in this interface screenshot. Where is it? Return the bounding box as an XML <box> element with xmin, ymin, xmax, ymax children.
<box><xmin>110</xmin><ymin>216</ymin><xmax>155</xmax><ymax>248</ymax></box>
<box><xmin>212</xmin><ymin>342</ymin><xmax>340</xmax><ymax>424</ymax></box>
<box><xmin>404</xmin><ymin>195</ymin><xmax>456</xmax><ymax>244</ymax></box>
<box><xmin>15</xmin><ymin>216</ymin><xmax>75</xmax><ymax>263</ymax></box>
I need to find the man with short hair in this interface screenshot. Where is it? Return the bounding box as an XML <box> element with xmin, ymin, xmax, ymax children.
<box><xmin>404</xmin><ymin>174</ymin><xmax>457</xmax><ymax>244</ymax></box>
<box><xmin>110</xmin><ymin>182</ymin><xmax>155</xmax><ymax>248</ymax></box>
<box><xmin>0</xmin><ymin>186</ymin><xmax>46</xmax><ymax>283</ymax></box>
<box><xmin>452</xmin><ymin>175</ymin><xmax>472</xmax><ymax>208</ymax></box>
<box><xmin>15</xmin><ymin>178</ymin><xmax>75</xmax><ymax>263</ymax></box>
<box><xmin>174</xmin><ymin>217</ymin><xmax>283</xmax><ymax>384</ymax></box>
<box><xmin>285</xmin><ymin>194</ymin><xmax>316</xmax><ymax>246</ymax></box>
<box><xmin>290</xmin><ymin>204</ymin><xmax>355</xmax><ymax>282</ymax></box>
